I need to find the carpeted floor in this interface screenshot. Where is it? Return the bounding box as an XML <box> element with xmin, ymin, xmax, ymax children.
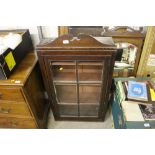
<box><xmin>47</xmin><ymin>108</ymin><xmax>113</xmax><ymax>129</ymax></box>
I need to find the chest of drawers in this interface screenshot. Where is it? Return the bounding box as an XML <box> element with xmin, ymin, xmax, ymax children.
<box><xmin>0</xmin><ymin>52</ymin><xmax>49</xmax><ymax>128</ymax></box>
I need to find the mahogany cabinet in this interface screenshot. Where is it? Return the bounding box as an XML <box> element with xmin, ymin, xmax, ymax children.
<box><xmin>36</xmin><ymin>34</ymin><xmax>117</xmax><ymax>121</ymax></box>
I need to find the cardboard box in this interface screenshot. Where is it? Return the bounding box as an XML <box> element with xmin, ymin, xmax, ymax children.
<box><xmin>0</xmin><ymin>29</ymin><xmax>34</xmax><ymax>79</ymax></box>
<box><xmin>112</xmin><ymin>94</ymin><xmax>155</xmax><ymax>129</ymax></box>
<box><xmin>112</xmin><ymin>77</ymin><xmax>155</xmax><ymax>129</ymax></box>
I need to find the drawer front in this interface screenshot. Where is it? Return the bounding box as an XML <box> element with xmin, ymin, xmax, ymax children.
<box><xmin>0</xmin><ymin>117</ymin><xmax>37</xmax><ymax>129</ymax></box>
<box><xmin>0</xmin><ymin>87</ymin><xmax>25</xmax><ymax>102</ymax></box>
<box><xmin>0</xmin><ymin>102</ymin><xmax>32</xmax><ymax>117</ymax></box>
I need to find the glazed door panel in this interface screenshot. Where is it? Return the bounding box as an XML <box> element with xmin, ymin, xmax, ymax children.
<box><xmin>78</xmin><ymin>62</ymin><xmax>103</xmax><ymax>82</ymax></box>
<box><xmin>51</xmin><ymin>62</ymin><xmax>76</xmax><ymax>83</ymax></box>
<box><xmin>45</xmin><ymin>55</ymin><xmax>110</xmax><ymax>119</ymax></box>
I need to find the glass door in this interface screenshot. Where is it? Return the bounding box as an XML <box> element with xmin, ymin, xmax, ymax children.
<box><xmin>49</xmin><ymin>60</ymin><xmax>104</xmax><ymax>118</ymax></box>
<box><xmin>78</xmin><ymin>62</ymin><xmax>103</xmax><ymax>117</ymax></box>
<box><xmin>50</xmin><ymin>61</ymin><xmax>78</xmax><ymax>117</ymax></box>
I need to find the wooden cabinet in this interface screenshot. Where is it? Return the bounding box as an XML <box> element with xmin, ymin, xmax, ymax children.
<box><xmin>36</xmin><ymin>34</ymin><xmax>116</xmax><ymax>121</ymax></box>
<box><xmin>0</xmin><ymin>52</ymin><xmax>49</xmax><ymax>128</ymax></box>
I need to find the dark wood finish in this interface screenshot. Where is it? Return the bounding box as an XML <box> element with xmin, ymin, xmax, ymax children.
<box><xmin>0</xmin><ymin>52</ymin><xmax>50</xmax><ymax>128</ymax></box>
<box><xmin>36</xmin><ymin>34</ymin><xmax>116</xmax><ymax>121</ymax></box>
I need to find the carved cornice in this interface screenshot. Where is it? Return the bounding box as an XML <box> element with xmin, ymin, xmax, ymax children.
<box><xmin>36</xmin><ymin>34</ymin><xmax>116</xmax><ymax>50</ymax></box>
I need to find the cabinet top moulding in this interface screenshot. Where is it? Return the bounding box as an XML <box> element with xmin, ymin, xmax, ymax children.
<box><xmin>36</xmin><ymin>34</ymin><xmax>117</xmax><ymax>51</ymax></box>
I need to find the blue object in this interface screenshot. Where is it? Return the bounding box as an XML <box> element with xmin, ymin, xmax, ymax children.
<box><xmin>127</xmin><ymin>81</ymin><xmax>148</xmax><ymax>100</ymax></box>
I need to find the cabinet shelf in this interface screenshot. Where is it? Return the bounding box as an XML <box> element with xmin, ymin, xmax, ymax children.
<box><xmin>53</xmin><ymin>81</ymin><xmax>102</xmax><ymax>84</ymax></box>
<box><xmin>78</xmin><ymin>73</ymin><xmax>102</xmax><ymax>82</ymax></box>
<box><xmin>51</xmin><ymin>61</ymin><xmax>103</xmax><ymax>82</ymax></box>
<box><xmin>53</xmin><ymin>73</ymin><xmax>102</xmax><ymax>83</ymax></box>
<box><xmin>53</xmin><ymin>73</ymin><xmax>76</xmax><ymax>82</ymax></box>
<box><xmin>79</xmin><ymin>85</ymin><xmax>101</xmax><ymax>104</ymax></box>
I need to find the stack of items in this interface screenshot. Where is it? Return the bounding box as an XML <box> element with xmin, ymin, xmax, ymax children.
<box><xmin>0</xmin><ymin>29</ymin><xmax>33</xmax><ymax>79</ymax></box>
<box><xmin>112</xmin><ymin>78</ymin><xmax>155</xmax><ymax>129</ymax></box>
<box><xmin>0</xmin><ymin>33</ymin><xmax>22</xmax><ymax>55</ymax></box>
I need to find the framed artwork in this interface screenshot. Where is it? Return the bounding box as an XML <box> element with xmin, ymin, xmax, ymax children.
<box><xmin>137</xmin><ymin>26</ymin><xmax>155</xmax><ymax>78</ymax></box>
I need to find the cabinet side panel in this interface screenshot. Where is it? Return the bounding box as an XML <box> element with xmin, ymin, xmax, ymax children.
<box><xmin>23</xmin><ymin>63</ymin><xmax>49</xmax><ymax>128</ymax></box>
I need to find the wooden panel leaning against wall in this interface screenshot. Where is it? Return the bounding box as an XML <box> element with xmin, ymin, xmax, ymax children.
<box><xmin>137</xmin><ymin>26</ymin><xmax>155</xmax><ymax>78</ymax></box>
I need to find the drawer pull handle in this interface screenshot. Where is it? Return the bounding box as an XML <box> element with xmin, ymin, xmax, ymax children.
<box><xmin>0</xmin><ymin>108</ymin><xmax>11</xmax><ymax>114</ymax></box>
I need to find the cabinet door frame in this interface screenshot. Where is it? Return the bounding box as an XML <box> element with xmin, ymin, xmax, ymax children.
<box><xmin>42</xmin><ymin>54</ymin><xmax>113</xmax><ymax>121</ymax></box>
